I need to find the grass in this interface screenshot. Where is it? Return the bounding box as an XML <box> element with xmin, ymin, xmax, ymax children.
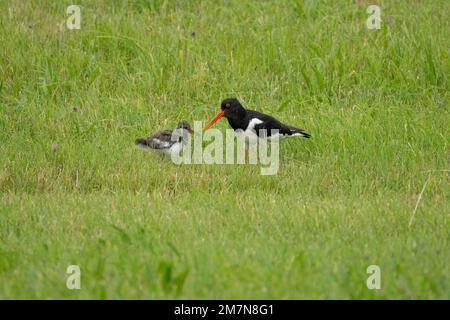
<box><xmin>0</xmin><ymin>0</ymin><xmax>449</xmax><ymax>299</ymax></box>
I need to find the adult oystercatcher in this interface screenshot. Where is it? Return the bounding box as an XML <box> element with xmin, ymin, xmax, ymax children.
<box><xmin>203</xmin><ymin>98</ymin><xmax>310</xmax><ymax>141</ymax></box>
<box><xmin>135</xmin><ymin>120</ymin><xmax>194</xmax><ymax>156</ymax></box>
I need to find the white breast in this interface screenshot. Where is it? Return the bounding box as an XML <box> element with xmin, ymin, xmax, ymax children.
<box><xmin>234</xmin><ymin>118</ymin><xmax>263</xmax><ymax>144</ymax></box>
<box><xmin>246</xmin><ymin>118</ymin><xmax>263</xmax><ymax>131</ymax></box>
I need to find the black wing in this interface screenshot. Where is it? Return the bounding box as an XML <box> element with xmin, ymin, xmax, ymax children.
<box><xmin>247</xmin><ymin>110</ymin><xmax>310</xmax><ymax>138</ymax></box>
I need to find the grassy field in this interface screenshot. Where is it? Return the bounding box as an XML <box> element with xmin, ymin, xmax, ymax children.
<box><xmin>0</xmin><ymin>0</ymin><xmax>449</xmax><ymax>299</ymax></box>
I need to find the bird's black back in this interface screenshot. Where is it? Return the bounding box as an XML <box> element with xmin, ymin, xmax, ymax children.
<box><xmin>246</xmin><ymin>110</ymin><xmax>294</xmax><ymax>135</ymax></box>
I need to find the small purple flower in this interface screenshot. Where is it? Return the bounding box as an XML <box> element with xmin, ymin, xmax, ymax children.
<box><xmin>51</xmin><ymin>143</ymin><xmax>57</xmax><ymax>153</ymax></box>
<box><xmin>384</xmin><ymin>16</ymin><xmax>390</xmax><ymax>24</ymax></box>
<box><xmin>72</xmin><ymin>107</ymin><xmax>78</xmax><ymax>112</ymax></box>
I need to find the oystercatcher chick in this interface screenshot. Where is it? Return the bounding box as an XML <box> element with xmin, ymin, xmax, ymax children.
<box><xmin>135</xmin><ymin>120</ymin><xmax>194</xmax><ymax>157</ymax></box>
<box><xmin>203</xmin><ymin>98</ymin><xmax>310</xmax><ymax>142</ymax></box>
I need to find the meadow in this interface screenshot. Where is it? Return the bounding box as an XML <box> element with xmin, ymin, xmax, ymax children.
<box><xmin>0</xmin><ymin>0</ymin><xmax>448</xmax><ymax>299</ymax></box>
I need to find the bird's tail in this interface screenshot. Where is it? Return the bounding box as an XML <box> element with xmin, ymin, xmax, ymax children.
<box><xmin>289</xmin><ymin>127</ymin><xmax>311</xmax><ymax>138</ymax></box>
<box><xmin>135</xmin><ymin>138</ymin><xmax>150</xmax><ymax>147</ymax></box>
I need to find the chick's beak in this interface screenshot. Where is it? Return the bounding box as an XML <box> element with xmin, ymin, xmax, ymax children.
<box><xmin>203</xmin><ymin>110</ymin><xmax>224</xmax><ymax>132</ymax></box>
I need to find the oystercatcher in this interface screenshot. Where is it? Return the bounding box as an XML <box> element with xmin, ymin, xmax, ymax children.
<box><xmin>135</xmin><ymin>120</ymin><xmax>194</xmax><ymax>156</ymax></box>
<box><xmin>203</xmin><ymin>98</ymin><xmax>310</xmax><ymax>141</ymax></box>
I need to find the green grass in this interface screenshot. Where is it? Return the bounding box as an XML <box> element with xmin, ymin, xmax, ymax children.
<box><xmin>0</xmin><ymin>0</ymin><xmax>449</xmax><ymax>299</ymax></box>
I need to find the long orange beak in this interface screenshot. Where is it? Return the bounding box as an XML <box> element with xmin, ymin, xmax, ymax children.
<box><xmin>203</xmin><ymin>110</ymin><xmax>224</xmax><ymax>132</ymax></box>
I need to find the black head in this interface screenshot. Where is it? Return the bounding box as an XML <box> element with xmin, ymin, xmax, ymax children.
<box><xmin>203</xmin><ymin>98</ymin><xmax>247</xmax><ymax>132</ymax></box>
<box><xmin>220</xmin><ymin>98</ymin><xmax>246</xmax><ymax>118</ymax></box>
